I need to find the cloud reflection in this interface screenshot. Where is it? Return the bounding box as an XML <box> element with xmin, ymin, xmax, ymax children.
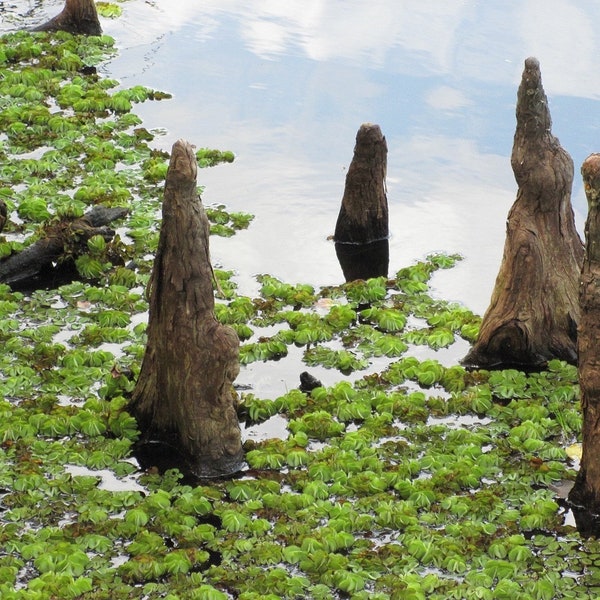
<box><xmin>106</xmin><ymin>0</ymin><xmax>600</xmax><ymax>98</ymax></box>
<box><xmin>99</xmin><ymin>0</ymin><xmax>600</xmax><ymax>314</ymax></box>
<box><xmin>4</xmin><ymin>0</ymin><xmax>593</xmax><ymax>314</ymax></box>
<box><xmin>199</xmin><ymin>131</ymin><xmax>515</xmax><ymax>314</ymax></box>
<box><xmin>516</xmin><ymin>0</ymin><xmax>600</xmax><ymax>98</ymax></box>
<box><xmin>426</xmin><ymin>86</ymin><xmax>473</xmax><ymax>112</ymax></box>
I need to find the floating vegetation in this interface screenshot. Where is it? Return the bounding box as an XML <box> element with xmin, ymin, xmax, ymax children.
<box><xmin>96</xmin><ymin>2</ymin><xmax>123</xmax><ymax>19</ymax></box>
<box><xmin>0</xmin><ymin>20</ymin><xmax>593</xmax><ymax>600</ymax></box>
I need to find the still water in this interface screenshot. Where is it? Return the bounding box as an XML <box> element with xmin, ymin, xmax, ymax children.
<box><xmin>5</xmin><ymin>0</ymin><xmax>600</xmax><ymax>317</ymax></box>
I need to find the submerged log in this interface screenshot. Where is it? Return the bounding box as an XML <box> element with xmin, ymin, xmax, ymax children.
<box><xmin>130</xmin><ymin>139</ymin><xmax>244</xmax><ymax>479</ymax></box>
<box><xmin>32</xmin><ymin>0</ymin><xmax>101</xmax><ymax>35</ymax></box>
<box><xmin>568</xmin><ymin>154</ymin><xmax>600</xmax><ymax>522</ymax></box>
<box><xmin>461</xmin><ymin>57</ymin><xmax>583</xmax><ymax>370</ymax></box>
<box><xmin>334</xmin><ymin>123</ymin><xmax>389</xmax><ymax>281</ymax></box>
<box><xmin>0</xmin><ymin>205</ymin><xmax>127</xmax><ymax>289</ymax></box>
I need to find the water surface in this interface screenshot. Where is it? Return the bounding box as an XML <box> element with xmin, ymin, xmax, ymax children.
<box><xmin>5</xmin><ymin>0</ymin><xmax>600</xmax><ymax>317</ymax></box>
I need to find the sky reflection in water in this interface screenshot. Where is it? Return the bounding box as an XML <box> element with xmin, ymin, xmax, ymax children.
<box><xmin>8</xmin><ymin>1</ymin><xmax>600</xmax><ymax>314</ymax></box>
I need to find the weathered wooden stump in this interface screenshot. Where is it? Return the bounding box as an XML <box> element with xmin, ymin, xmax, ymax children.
<box><xmin>461</xmin><ymin>57</ymin><xmax>583</xmax><ymax>370</ymax></box>
<box><xmin>334</xmin><ymin>123</ymin><xmax>389</xmax><ymax>281</ymax></box>
<box><xmin>130</xmin><ymin>139</ymin><xmax>244</xmax><ymax>479</ymax></box>
<box><xmin>0</xmin><ymin>205</ymin><xmax>127</xmax><ymax>289</ymax></box>
<box><xmin>568</xmin><ymin>154</ymin><xmax>600</xmax><ymax>524</ymax></box>
<box><xmin>32</xmin><ymin>0</ymin><xmax>101</xmax><ymax>35</ymax></box>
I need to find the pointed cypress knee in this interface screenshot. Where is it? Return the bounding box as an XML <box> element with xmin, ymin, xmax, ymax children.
<box><xmin>334</xmin><ymin>123</ymin><xmax>389</xmax><ymax>281</ymax></box>
<box><xmin>461</xmin><ymin>57</ymin><xmax>583</xmax><ymax>370</ymax></box>
<box><xmin>33</xmin><ymin>0</ymin><xmax>102</xmax><ymax>35</ymax></box>
<box><xmin>130</xmin><ymin>139</ymin><xmax>244</xmax><ymax>478</ymax></box>
<box><xmin>568</xmin><ymin>154</ymin><xmax>600</xmax><ymax>528</ymax></box>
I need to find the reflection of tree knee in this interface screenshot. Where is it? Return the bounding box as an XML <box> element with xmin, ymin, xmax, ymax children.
<box><xmin>335</xmin><ymin>239</ymin><xmax>389</xmax><ymax>282</ymax></box>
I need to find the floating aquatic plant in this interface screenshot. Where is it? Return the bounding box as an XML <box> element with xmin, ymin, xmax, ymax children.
<box><xmin>0</xmin><ymin>19</ymin><xmax>590</xmax><ymax>600</ymax></box>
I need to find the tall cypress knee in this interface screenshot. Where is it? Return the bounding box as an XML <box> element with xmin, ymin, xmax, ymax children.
<box><xmin>568</xmin><ymin>154</ymin><xmax>600</xmax><ymax>522</ymax></box>
<box><xmin>461</xmin><ymin>57</ymin><xmax>583</xmax><ymax>370</ymax></box>
<box><xmin>130</xmin><ymin>139</ymin><xmax>244</xmax><ymax>478</ymax></box>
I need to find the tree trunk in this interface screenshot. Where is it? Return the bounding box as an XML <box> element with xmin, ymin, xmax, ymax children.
<box><xmin>32</xmin><ymin>0</ymin><xmax>102</xmax><ymax>35</ymax></box>
<box><xmin>130</xmin><ymin>139</ymin><xmax>244</xmax><ymax>479</ymax></box>
<box><xmin>0</xmin><ymin>206</ymin><xmax>127</xmax><ymax>289</ymax></box>
<box><xmin>568</xmin><ymin>154</ymin><xmax>600</xmax><ymax>521</ymax></box>
<box><xmin>461</xmin><ymin>57</ymin><xmax>583</xmax><ymax>370</ymax></box>
<box><xmin>334</xmin><ymin>123</ymin><xmax>389</xmax><ymax>281</ymax></box>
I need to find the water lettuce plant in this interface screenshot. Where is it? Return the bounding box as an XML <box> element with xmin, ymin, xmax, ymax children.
<box><xmin>0</xmin><ymin>16</ymin><xmax>595</xmax><ymax>600</ymax></box>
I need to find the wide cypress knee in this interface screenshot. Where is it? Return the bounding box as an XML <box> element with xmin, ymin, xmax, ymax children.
<box><xmin>461</xmin><ymin>57</ymin><xmax>583</xmax><ymax>370</ymax></box>
<box><xmin>33</xmin><ymin>0</ymin><xmax>102</xmax><ymax>35</ymax></box>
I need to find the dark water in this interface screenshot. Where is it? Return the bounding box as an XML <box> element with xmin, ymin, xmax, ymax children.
<box><xmin>4</xmin><ymin>1</ymin><xmax>600</xmax><ymax>397</ymax></box>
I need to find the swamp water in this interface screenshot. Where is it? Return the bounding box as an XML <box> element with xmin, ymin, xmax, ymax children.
<box><xmin>101</xmin><ymin>0</ymin><xmax>600</xmax><ymax>400</ymax></box>
<box><xmin>4</xmin><ymin>2</ymin><xmax>600</xmax><ymax>298</ymax></box>
<box><xmin>0</xmin><ymin>2</ymin><xmax>599</xmax><ymax>598</ymax></box>
<box><xmin>99</xmin><ymin>0</ymin><xmax>600</xmax><ymax>311</ymax></box>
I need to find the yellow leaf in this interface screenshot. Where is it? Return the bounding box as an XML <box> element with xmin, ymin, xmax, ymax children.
<box><xmin>566</xmin><ymin>443</ymin><xmax>582</xmax><ymax>460</ymax></box>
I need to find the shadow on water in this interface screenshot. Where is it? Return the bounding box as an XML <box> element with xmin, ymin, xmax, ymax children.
<box><xmin>564</xmin><ymin>479</ymin><xmax>600</xmax><ymax>538</ymax></box>
<box><xmin>547</xmin><ymin>473</ymin><xmax>600</xmax><ymax>538</ymax></box>
<box><xmin>8</xmin><ymin>262</ymin><xmax>81</xmax><ymax>294</ymax></box>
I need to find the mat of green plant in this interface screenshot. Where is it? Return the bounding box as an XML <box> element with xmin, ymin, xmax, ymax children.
<box><xmin>0</xmin><ymin>18</ymin><xmax>594</xmax><ymax>600</ymax></box>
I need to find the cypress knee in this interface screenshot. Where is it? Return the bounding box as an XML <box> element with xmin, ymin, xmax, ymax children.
<box><xmin>461</xmin><ymin>57</ymin><xmax>583</xmax><ymax>370</ymax></box>
<box><xmin>334</xmin><ymin>123</ymin><xmax>389</xmax><ymax>281</ymax></box>
<box><xmin>569</xmin><ymin>154</ymin><xmax>600</xmax><ymax>523</ymax></box>
<box><xmin>130</xmin><ymin>139</ymin><xmax>244</xmax><ymax>478</ymax></box>
<box><xmin>33</xmin><ymin>0</ymin><xmax>102</xmax><ymax>35</ymax></box>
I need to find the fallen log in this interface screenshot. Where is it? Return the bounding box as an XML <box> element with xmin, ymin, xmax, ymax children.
<box><xmin>461</xmin><ymin>57</ymin><xmax>583</xmax><ymax>370</ymax></box>
<box><xmin>130</xmin><ymin>139</ymin><xmax>244</xmax><ymax>479</ymax></box>
<box><xmin>568</xmin><ymin>154</ymin><xmax>600</xmax><ymax>529</ymax></box>
<box><xmin>334</xmin><ymin>123</ymin><xmax>389</xmax><ymax>281</ymax></box>
<box><xmin>0</xmin><ymin>205</ymin><xmax>127</xmax><ymax>289</ymax></box>
<box><xmin>32</xmin><ymin>0</ymin><xmax>102</xmax><ymax>36</ymax></box>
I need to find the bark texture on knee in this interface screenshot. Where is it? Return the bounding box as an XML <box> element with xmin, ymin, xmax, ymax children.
<box><xmin>569</xmin><ymin>154</ymin><xmax>600</xmax><ymax>518</ymax></box>
<box><xmin>334</xmin><ymin>123</ymin><xmax>389</xmax><ymax>281</ymax></box>
<box><xmin>461</xmin><ymin>57</ymin><xmax>583</xmax><ymax>370</ymax></box>
<box><xmin>33</xmin><ymin>0</ymin><xmax>102</xmax><ymax>35</ymax></box>
<box><xmin>130</xmin><ymin>139</ymin><xmax>243</xmax><ymax>478</ymax></box>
